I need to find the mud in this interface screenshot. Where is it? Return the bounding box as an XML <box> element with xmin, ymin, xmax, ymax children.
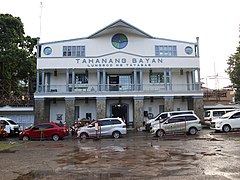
<box><xmin>1</xmin><ymin>129</ymin><xmax>240</xmax><ymax>180</ymax></box>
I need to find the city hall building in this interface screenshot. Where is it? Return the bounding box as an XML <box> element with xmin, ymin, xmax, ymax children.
<box><xmin>34</xmin><ymin>19</ymin><xmax>203</xmax><ymax>128</ymax></box>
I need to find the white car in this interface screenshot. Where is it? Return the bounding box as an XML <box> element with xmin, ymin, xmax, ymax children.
<box><xmin>0</xmin><ymin>117</ymin><xmax>20</xmax><ymax>135</ymax></box>
<box><xmin>150</xmin><ymin>114</ymin><xmax>202</xmax><ymax>137</ymax></box>
<box><xmin>77</xmin><ymin>118</ymin><xmax>127</xmax><ymax>139</ymax></box>
<box><xmin>210</xmin><ymin>110</ymin><xmax>240</xmax><ymax>132</ymax></box>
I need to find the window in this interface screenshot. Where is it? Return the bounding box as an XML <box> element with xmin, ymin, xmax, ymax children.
<box><xmin>63</xmin><ymin>46</ymin><xmax>85</xmax><ymax>57</ymax></box>
<box><xmin>75</xmin><ymin>74</ymin><xmax>88</xmax><ymax>84</ymax></box>
<box><xmin>155</xmin><ymin>45</ymin><xmax>177</xmax><ymax>56</ymax></box>
<box><xmin>150</xmin><ymin>73</ymin><xmax>164</xmax><ymax>83</ymax></box>
<box><xmin>230</xmin><ymin>112</ymin><xmax>240</xmax><ymax>119</ymax></box>
<box><xmin>100</xmin><ymin>120</ymin><xmax>112</xmax><ymax>126</ymax></box>
<box><xmin>185</xmin><ymin>115</ymin><xmax>197</xmax><ymax>121</ymax></box>
<box><xmin>111</xmin><ymin>120</ymin><xmax>121</xmax><ymax>124</ymax></box>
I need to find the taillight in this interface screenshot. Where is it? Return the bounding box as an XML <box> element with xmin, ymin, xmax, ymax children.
<box><xmin>123</xmin><ymin>125</ymin><xmax>126</xmax><ymax>128</ymax></box>
<box><xmin>210</xmin><ymin>118</ymin><xmax>212</xmax><ymax>121</ymax></box>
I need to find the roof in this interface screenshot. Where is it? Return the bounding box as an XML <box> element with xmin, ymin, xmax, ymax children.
<box><xmin>88</xmin><ymin>19</ymin><xmax>153</xmax><ymax>39</ymax></box>
<box><xmin>0</xmin><ymin>106</ymin><xmax>34</xmax><ymax>112</ymax></box>
<box><xmin>39</xmin><ymin>19</ymin><xmax>196</xmax><ymax>45</ymax></box>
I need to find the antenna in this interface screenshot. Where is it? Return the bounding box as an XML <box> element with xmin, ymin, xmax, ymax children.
<box><xmin>39</xmin><ymin>2</ymin><xmax>43</xmax><ymax>38</ymax></box>
<box><xmin>207</xmin><ymin>61</ymin><xmax>228</xmax><ymax>89</ymax></box>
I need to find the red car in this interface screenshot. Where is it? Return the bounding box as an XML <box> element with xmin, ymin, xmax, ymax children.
<box><xmin>19</xmin><ymin>122</ymin><xmax>69</xmax><ymax>141</ymax></box>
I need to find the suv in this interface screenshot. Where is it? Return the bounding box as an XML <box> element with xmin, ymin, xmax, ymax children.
<box><xmin>210</xmin><ymin>110</ymin><xmax>240</xmax><ymax>132</ymax></box>
<box><xmin>145</xmin><ymin>110</ymin><xmax>194</xmax><ymax>131</ymax></box>
<box><xmin>0</xmin><ymin>117</ymin><xmax>20</xmax><ymax>136</ymax></box>
<box><xmin>77</xmin><ymin>118</ymin><xmax>127</xmax><ymax>139</ymax></box>
<box><xmin>19</xmin><ymin>122</ymin><xmax>69</xmax><ymax>141</ymax></box>
<box><xmin>150</xmin><ymin>114</ymin><xmax>202</xmax><ymax>137</ymax></box>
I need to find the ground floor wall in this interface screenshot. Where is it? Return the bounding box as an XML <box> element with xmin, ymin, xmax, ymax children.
<box><xmin>34</xmin><ymin>96</ymin><xmax>204</xmax><ymax>129</ymax></box>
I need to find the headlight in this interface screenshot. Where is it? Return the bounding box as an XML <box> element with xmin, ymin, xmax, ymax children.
<box><xmin>216</xmin><ymin>121</ymin><xmax>222</xmax><ymax>125</ymax></box>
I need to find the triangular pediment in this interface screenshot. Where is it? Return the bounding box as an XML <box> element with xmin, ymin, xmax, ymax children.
<box><xmin>88</xmin><ymin>19</ymin><xmax>153</xmax><ymax>39</ymax></box>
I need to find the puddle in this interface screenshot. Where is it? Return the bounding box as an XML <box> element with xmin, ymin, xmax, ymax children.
<box><xmin>0</xmin><ymin>149</ymin><xmax>17</xmax><ymax>153</ymax></box>
<box><xmin>16</xmin><ymin>170</ymin><xmax>56</xmax><ymax>180</ymax></box>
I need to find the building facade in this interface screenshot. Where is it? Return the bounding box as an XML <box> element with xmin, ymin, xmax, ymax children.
<box><xmin>34</xmin><ymin>19</ymin><xmax>204</xmax><ymax>128</ymax></box>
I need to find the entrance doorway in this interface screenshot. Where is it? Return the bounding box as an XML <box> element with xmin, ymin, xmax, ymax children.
<box><xmin>111</xmin><ymin>103</ymin><xmax>129</xmax><ymax>127</ymax></box>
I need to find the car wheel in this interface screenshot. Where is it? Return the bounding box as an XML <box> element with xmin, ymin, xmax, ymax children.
<box><xmin>80</xmin><ymin>133</ymin><xmax>88</xmax><ymax>139</ymax></box>
<box><xmin>112</xmin><ymin>131</ymin><xmax>121</xmax><ymax>139</ymax></box>
<box><xmin>22</xmin><ymin>135</ymin><xmax>29</xmax><ymax>141</ymax></box>
<box><xmin>52</xmin><ymin>134</ymin><xmax>60</xmax><ymax>141</ymax></box>
<box><xmin>222</xmin><ymin>125</ymin><xmax>231</xmax><ymax>132</ymax></box>
<box><xmin>156</xmin><ymin>129</ymin><xmax>165</xmax><ymax>137</ymax></box>
<box><xmin>188</xmin><ymin>127</ymin><xmax>197</xmax><ymax>135</ymax></box>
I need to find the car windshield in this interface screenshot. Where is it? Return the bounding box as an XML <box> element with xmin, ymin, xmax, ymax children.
<box><xmin>56</xmin><ymin>123</ymin><xmax>64</xmax><ymax>127</ymax></box>
<box><xmin>7</xmin><ymin>120</ymin><xmax>17</xmax><ymax>125</ymax></box>
<box><xmin>220</xmin><ymin>112</ymin><xmax>235</xmax><ymax>119</ymax></box>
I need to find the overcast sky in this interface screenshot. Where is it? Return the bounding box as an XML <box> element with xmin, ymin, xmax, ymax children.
<box><xmin>1</xmin><ymin>0</ymin><xmax>240</xmax><ymax>89</ymax></box>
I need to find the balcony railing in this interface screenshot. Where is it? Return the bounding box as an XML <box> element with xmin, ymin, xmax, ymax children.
<box><xmin>36</xmin><ymin>83</ymin><xmax>202</xmax><ymax>95</ymax></box>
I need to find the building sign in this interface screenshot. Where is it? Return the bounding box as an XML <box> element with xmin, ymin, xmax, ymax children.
<box><xmin>76</xmin><ymin>57</ymin><xmax>163</xmax><ymax>68</ymax></box>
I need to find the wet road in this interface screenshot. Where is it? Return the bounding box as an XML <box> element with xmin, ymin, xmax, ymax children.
<box><xmin>1</xmin><ymin>129</ymin><xmax>240</xmax><ymax>180</ymax></box>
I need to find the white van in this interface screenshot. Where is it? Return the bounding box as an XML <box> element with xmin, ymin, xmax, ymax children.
<box><xmin>145</xmin><ymin>110</ymin><xmax>194</xmax><ymax>131</ymax></box>
<box><xmin>0</xmin><ymin>117</ymin><xmax>20</xmax><ymax>135</ymax></box>
<box><xmin>210</xmin><ymin>110</ymin><xmax>240</xmax><ymax>132</ymax></box>
<box><xmin>204</xmin><ymin>109</ymin><xmax>236</xmax><ymax>125</ymax></box>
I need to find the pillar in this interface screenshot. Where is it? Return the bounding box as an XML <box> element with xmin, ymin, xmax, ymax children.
<box><xmin>139</xmin><ymin>68</ymin><xmax>143</xmax><ymax>91</ymax></box>
<box><xmin>34</xmin><ymin>98</ymin><xmax>45</xmax><ymax>125</ymax></box>
<box><xmin>103</xmin><ymin>68</ymin><xmax>106</xmax><ymax>91</ymax></box>
<box><xmin>193</xmin><ymin>96</ymin><xmax>204</xmax><ymax>123</ymax></box>
<box><xmin>66</xmin><ymin>69</ymin><xmax>69</xmax><ymax>92</ymax></box>
<box><xmin>134</xmin><ymin>68</ymin><xmax>137</xmax><ymax>91</ymax></box>
<box><xmin>96</xmin><ymin>97</ymin><xmax>106</xmax><ymax>119</ymax></box>
<box><xmin>36</xmin><ymin>69</ymin><xmax>40</xmax><ymax>92</ymax></box>
<box><xmin>164</xmin><ymin>96</ymin><xmax>174</xmax><ymax>112</ymax></box>
<box><xmin>65</xmin><ymin>97</ymin><xmax>75</xmax><ymax>126</ymax></box>
<box><xmin>133</xmin><ymin>96</ymin><xmax>144</xmax><ymax>129</ymax></box>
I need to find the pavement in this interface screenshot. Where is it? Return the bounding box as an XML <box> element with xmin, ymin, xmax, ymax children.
<box><xmin>1</xmin><ymin>128</ymin><xmax>240</xmax><ymax>180</ymax></box>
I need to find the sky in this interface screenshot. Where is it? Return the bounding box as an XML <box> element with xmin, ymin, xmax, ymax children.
<box><xmin>1</xmin><ymin>0</ymin><xmax>240</xmax><ymax>89</ymax></box>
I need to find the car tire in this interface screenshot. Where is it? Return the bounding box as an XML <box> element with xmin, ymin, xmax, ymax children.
<box><xmin>80</xmin><ymin>133</ymin><xmax>88</xmax><ymax>139</ymax></box>
<box><xmin>112</xmin><ymin>131</ymin><xmax>121</xmax><ymax>139</ymax></box>
<box><xmin>156</xmin><ymin>129</ymin><xmax>165</xmax><ymax>137</ymax></box>
<box><xmin>222</xmin><ymin>125</ymin><xmax>231</xmax><ymax>132</ymax></box>
<box><xmin>52</xmin><ymin>134</ymin><xmax>60</xmax><ymax>141</ymax></box>
<box><xmin>188</xmin><ymin>127</ymin><xmax>198</xmax><ymax>135</ymax></box>
<box><xmin>22</xmin><ymin>135</ymin><xmax>30</xmax><ymax>141</ymax></box>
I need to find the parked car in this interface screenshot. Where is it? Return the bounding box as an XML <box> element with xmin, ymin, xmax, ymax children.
<box><xmin>77</xmin><ymin>118</ymin><xmax>127</xmax><ymax>139</ymax></box>
<box><xmin>150</xmin><ymin>114</ymin><xmax>202</xmax><ymax>137</ymax></box>
<box><xmin>204</xmin><ymin>109</ymin><xmax>236</xmax><ymax>126</ymax></box>
<box><xmin>210</xmin><ymin>110</ymin><xmax>240</xmax><ymax>132</ymax></box>
<box><xmin>145</xmin><ymin>110</ymin><xmax>194</xmax><ymax>131</ymax></box>
<box><xmin>19</xmin><ymin>122</ymin><xmax>69</xmax><ymax>141</ymax></box>
<box><xmin>0</xmin><ymin>117</ymin><xmax>20</xmax><ymax>136</ymax></box>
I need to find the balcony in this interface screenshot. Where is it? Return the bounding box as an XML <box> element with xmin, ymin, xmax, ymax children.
<box><xmin>35</xmin><ymin>83</ymin><xmax>202</xmax><ymax>97</ymax></box>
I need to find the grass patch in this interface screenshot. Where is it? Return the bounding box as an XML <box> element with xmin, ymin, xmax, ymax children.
<box><xmin>0</xmin><ymin>141</ymin><xmax>19</xmax><ymax>151</ymax></box>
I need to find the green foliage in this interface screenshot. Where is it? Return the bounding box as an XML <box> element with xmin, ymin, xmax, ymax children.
<box><xmin>0</xmin><ymin>14</ymin><xmax>37</xmax><ymax>99</ymax></box>
<box><xmin>226</xmin><ymin>41</ymin><xmax>240</xmax><ymax>102</ymax></box>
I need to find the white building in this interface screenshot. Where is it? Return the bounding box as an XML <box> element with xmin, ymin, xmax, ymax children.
<box><xmin>35</xmin><ymin>19</ymin><xmax>203</xmax><ymax>128</ymax></box>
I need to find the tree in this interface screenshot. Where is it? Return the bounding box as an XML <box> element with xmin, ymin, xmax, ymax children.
<box><xmin>0</xmin><ymin>14</ymin><xmax>37</xmax><ymax>101</ymax></box>
<box><xmin>226</xmin><ymin>41</ymin><xmax>240</xmax><ymax>102</ymax></box>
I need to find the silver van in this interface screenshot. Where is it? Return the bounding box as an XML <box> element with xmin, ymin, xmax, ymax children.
<box><xmin>151</xmin><ymin>114</ymin><xmax>202</xmax><ymax>137</ymax></box>
<box><xmin>145</xmin><ymin>110</ymin><xmax>194</xmax><ymax>131</ymax></box>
